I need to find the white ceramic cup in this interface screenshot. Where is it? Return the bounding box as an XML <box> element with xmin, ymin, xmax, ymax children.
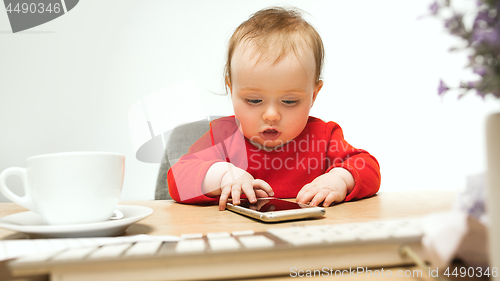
<box><xmin>0</xmin><ymin>152</ymin><xmax>125</xmax><ymax>225</ymax></box>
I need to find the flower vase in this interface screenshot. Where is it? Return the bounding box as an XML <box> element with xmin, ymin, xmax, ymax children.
<box><xmin>486</xmin><ymin>112</ymin><xmax>500</xmax><ymax>277</ymax></box>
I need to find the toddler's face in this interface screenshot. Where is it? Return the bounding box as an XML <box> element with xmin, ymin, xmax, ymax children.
<box><xmin>228</xmin><ymin>43</ymin><xmax>323</xmax><ymax>150</ymax></box>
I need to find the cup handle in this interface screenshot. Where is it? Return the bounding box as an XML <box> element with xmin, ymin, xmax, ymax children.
<box><xmin>0</xmin><ymin>167</ymin><xmax>37</xmax><ymax>211</ymax></box>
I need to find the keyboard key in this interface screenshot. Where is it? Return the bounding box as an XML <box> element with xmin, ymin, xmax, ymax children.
<box><xmin>0</xmin><ymin>243</ymin><xmax>5</xmax><ymax>261</ymax></box>
<box><xmin>324</xmin><ymin>235</ymin><xmax>357</xmax><ymax>244</ymax></box>
<box><xmin>125</xmin><ymin>241</ymin><xmax>163</xmax><ymax>257</ymax></box>
<box><xmin>77</xmin><ymin>238</ymin><xmax>99</xmax><ymax>248</ymax></box>
<box><xmin>47</xmin><ymin>239</ymin><xmax>71</xmax><ymax>252</ymax></box>
<box><xmin>208</xmin><ymin>237</ymin><xmax>240</xmax><ymax>251</ymax></box>
<box><xmin>14</xmin><ymin>251</ymin><xmax>57</xmax><ymax>263</ymax></box>
<box><xmin>52</xmin><ymin>247</ymin><xmax>97</xmax><ymax>261</ymax></box>
<box><xmin>393</xmin><ymin>228</ymin><xmax>423</xmax><ymax>239</ymax></box>
<box><xmin>206</xmin><ymin>232</ymin><xmax>231</xmax><ymax>239</ymax></box>
<box><xmin>88</xmin><ymin>244</ymin><xmax>132</xmax><ymax>259</ymax></box>
<box><xmin>238</xmin><ymin>235</ymin><xmax>275</xmax><ymax>249</ymax></box>
<box><xmin>359</xmin><ymin>231</ymin><xmax>391</xmax><ymax>241</ymax></box>
<box><xmin>266</xmin><ymin>227</ymin><xmax>303</xmax><ymax>237</ymax></box>
<box><xmin>93</xmin><ymin>238</ymin><xmax>119</xmax><ymax>245</ymax></box>
<box><xmin>180</xmin><ymin>233</ymin><xmax>203</xmax><ymax>239</ymax></box>
<box><xmin>302</xmin><ymin>224</ymin><xmax>331</xmax><ymax>231</ymax></box>
<box><xmin>175</xmin><ymin>239</ymin><xmax>206</xmax><ymax>253</ymax></box>
<box><xmin>3</xmin><ymin>240</ymin><xmax>37</xmax><ymax>260</ymax></box>
<box><xmin>33</xmin><ymin>240</ymin><xmax>53</xmax><ymax>253</ymax></box>
<box><xmin>289</xmin><ymin>236</ymin><xmax>323</xmax><ymax>246</ymax></box>
<box><xmin>278</xmin><ymin>234</ymin><xmax>323</xmax><ymax>246</ymax></box>
<box><xmin>64</xmin><ymin>238</ymin><xmax>83</xmax><ymax>249</ymax></box>
<box><xmin>231</xmin><ymin>230</ymin><xmax>255</xmax><ymax>236</ymax></box>
<box><xmin>305</xmin><ymin>231</ymin><xmax>330</xmax><ymax>240</ymax></box>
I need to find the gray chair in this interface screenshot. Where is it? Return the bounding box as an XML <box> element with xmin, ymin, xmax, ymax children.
<box><xmin>155</xmin><ymin>118</ymin><xmax>217</xmax><ymax>200</ymax></box>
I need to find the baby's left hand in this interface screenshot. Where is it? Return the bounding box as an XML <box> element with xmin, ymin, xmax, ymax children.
<box><xmin>296</xmin><ymin>171</ymin><xmax>350</xmax><ymax>207</ymax></box>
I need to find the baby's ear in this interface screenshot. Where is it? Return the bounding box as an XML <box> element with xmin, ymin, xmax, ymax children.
<box><xmin>312</xmin><ymin>80</ymin><xmax>323</xmax><ymax>104</ymax></box>
<box><xmin>225</xmin><ymin>76</ymin><xmax>232</xmax><ymax>95</ymax></box>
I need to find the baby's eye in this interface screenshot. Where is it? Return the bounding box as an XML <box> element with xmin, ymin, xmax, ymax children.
<box><xmin>246</xmin><ymin>99</ymin><xmax>262</xmax><ymax>105</ymax></box>
<box><xmin>282</xmin><ymin>100</ymin><xmax>298</xmax><ymax>105</ymax></box>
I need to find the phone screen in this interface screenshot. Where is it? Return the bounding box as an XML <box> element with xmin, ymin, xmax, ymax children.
<box><xmin>237</xmin><ymin>199</ymin><xmax>308</xmax><ymax>212</ymax></box>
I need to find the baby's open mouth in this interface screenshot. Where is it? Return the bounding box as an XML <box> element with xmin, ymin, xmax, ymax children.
<box><xmin>260</xmin><ymin>129</ymin><xmax>281</xmax><ymax>141</ymax></box>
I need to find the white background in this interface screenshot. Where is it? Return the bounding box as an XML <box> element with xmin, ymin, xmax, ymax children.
<box><xmin>0</xmin><ymin>0</ymin><xmax>498</xmax><ymax>202</ymax></box>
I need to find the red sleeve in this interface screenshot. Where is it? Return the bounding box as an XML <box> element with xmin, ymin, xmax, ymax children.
<box><xmin>167</xmin><ymin>129</ymin><xmax>223</xmax><ymax>204</ymax></box>
<box><xmin>324</xmin><ymin>122</ymin><xmax>381</xmax><ymax>201</ymax></box>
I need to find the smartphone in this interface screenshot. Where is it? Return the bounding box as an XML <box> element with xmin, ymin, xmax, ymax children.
<box><xmin>226</xmin><ymin>198</ymin><xmax>325</xmax><ymax>222</ymax></box>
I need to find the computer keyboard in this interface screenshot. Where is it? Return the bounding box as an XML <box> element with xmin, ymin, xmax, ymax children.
<box><xmin>6</xmin><ymin>218</ymin><xmax>427</xmax><ymax>281</ymax></box>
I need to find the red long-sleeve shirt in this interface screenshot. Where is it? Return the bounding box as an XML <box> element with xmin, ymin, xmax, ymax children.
<box><xmin>167</xmin><ymin>116</ymin><xmax>380</xmax><ymax>204</ymax></box>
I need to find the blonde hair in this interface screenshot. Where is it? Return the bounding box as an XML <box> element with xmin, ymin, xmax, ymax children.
<box><xmin>224</xmin><ymin>7</ymin><xmax>324</xmax><ymax>91</ymax></box>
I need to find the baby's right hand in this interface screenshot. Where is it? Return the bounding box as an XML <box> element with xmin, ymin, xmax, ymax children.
<box><xmin>219</xmin><ymin>167</ymin><xmax>274</xmax><ymax>211</ymax></box>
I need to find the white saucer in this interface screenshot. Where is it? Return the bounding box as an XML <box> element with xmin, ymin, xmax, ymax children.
<box><xmin>0</xmin><ymin>205</ymin><xmax>153</xmax><ymax>238</ymax></box>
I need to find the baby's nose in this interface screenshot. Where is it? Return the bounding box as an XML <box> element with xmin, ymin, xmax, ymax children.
<box><xmin>262</xmin><ymin>105</ymin><xmax>281</xmax><ymax>121</ymax></box>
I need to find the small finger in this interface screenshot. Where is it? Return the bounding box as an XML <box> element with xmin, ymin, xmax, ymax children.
<box><xmin>252</xmin><ymin>179</ymin><xmax>274</xmax><ymax>197</ymax></box>
<box><xmin>219</xmin><ymin>184</ymin><xmax>232</xmax><ymax>211</ymax></box>
<box><xmin>231</xmin><ymin>188</ymin><xmax>241</xmax><ymax>205</ymax></box>
<box><xmin>296</xmin><ymin>184</ymin><xmax>312</xmax><ymax>202</ymax></box>
<box><xmin>254</xmin><ymin>190</ymin><xmax>269</xmax><ymax>198</ymax></box>
<box><xmin>310</xmin><ymin>189</ymin><xmax>329</xmax><ymax>206</ymax></box>
<box><xmin>296</xmin><ymin>186</ymin><xmax>316</xmax><ymax>204</ymax></box>
<box><xmin>241</xmin><ymin>181</ymin><xmax>257</xmax><ymax>203</ymax></box>
<box><xmin>323</xmin><ymin>191</ymin><xmax>340</xmax><ymax>207</ymax></box>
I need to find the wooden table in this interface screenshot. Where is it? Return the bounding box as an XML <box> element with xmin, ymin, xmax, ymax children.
<box><xmin>0</xmin><ymin>190</ymin><xmax>456</xmax><ymax>239</ymax></box>
<box><xmin>1</xmin><ymin>191</ymin><xmax>482</xmax><ymax>281</ymax></box>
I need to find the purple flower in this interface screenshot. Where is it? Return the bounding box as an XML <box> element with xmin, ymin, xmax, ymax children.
<box><xmin>473</xmin><ymin>10</ymin><xmax>496</xmax><ymax>28</ymax></box>
<box><xmin>438</xmin><ymin>79</ymin><xmax>450</xmax><ymax>95</ymax></box>
<box><xmin>427</xmin><ymin>0</ymin><xmax>500</xmax><ymax>100</ymax></box>
<box><xmin>476</xmin><ymin>89</ymin><xmax>486</xmax><ymax>98</ymax></box>
<box><xmin>429</xmin><ymin>1</ymin><xmax>439</xmax><ymax>15</ymax></box>
<box><xmin>445</xmin><ymin>14</ymin><xmax>466</xmax><ymax>36</ymax></box>
<box><xmin>417</xmin><ymin>1</ymin><xmax>441</xmax><ymax>20</ymax></box>
<box><xmin>492</xmin><ymin>89</ymin><xmax>500</xmax><ymax>99</ymax></box>
<box><xmin>472</xmin><ymin>27</ymin><xmax>500</xmax><ymax>45</ymax></box>
<box><xmin>460</xmin><ymin>81</ymin><xmax>478</xmax><ymax>89</ymax></box>
<box><xmin>473</xmin><ymin>66</ymin><xmax>488</xmax><ymax>76</ymax></box>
